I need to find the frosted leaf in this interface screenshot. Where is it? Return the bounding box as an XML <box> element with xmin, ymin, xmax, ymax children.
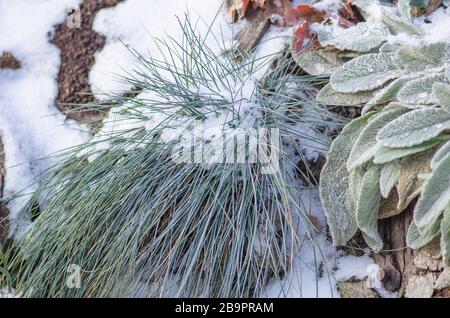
<box><xmin>397</xmin><ymin>0</ymin><xmax>412</xmax><ymax>21</ymax></box>
<box><xmin>433</xmin><ymin>82</ymin><xmax>450</xmax><ymax>114</ymax></box>
<box><xmin>380</xmin><ymin>42</ymin><xmax>401</xmax><ymax>53</ymax></box>
<box><xmin>291</xmin><ymin>49</ymin><xmax>349</xmax><ymax>76</ymax></box>
<box><xmin>431</xmin><ymin>140</ymin><xmax>450</xmax><ymax>169</ymax></box>
<box><xmin>330</xmin><ymin>53</ymin><xmax>401</xmax><ymax>93</ymax></box>
<box><xmin>347</xmin><ymin>108</ymin><xmax>408</xmax><ymax>171</ymax></box>
<box><xmin>319</xmin><ymin>115</ymin><xmax>373</xmax><ymax>246</ymax></box>
<box><xmin>396</xmin><ymin>150</ymin><xmax>431</xmax><ymax>212</ymax></box>
<box><xmin>352</xmin><ymin>0</ymin><xmax>380</xmax><ymax>20</ymax></box>
<box><xmin>377</xmin><ymin>108</ymin><xmax>450</xmax><ymax>148</ymax></box>
<box><xmin>349</xmin><ymin>165</ymin><xmax>366</xmax><ymax>207</ymax></box>
<box><xmin>407</xmin><ymin>219</ymin><xmax>441</xmax><ymax>249</ymax></box>
<box><xmin>381</xmin><ymin>7</ymin><xmax>422</xmax><ymax>35</ymax></box>
<box><xmin>315</xmin><ymin>22</ymin><xmax>389</xmax><ymax>53</ymax></box>
<box><xmin>379</xmin><ymin>161</ymin><xmax>400</xmax><ymax>198</ymax></box>
<box><xmin>397</xmin><ymin>73</ymin><xmax>446</xmax><ymax>105</ymax></box>
<box><xmin>317</xmin><ymin>83</ymin><xmax>374</xmax><ymax>106</ymax></box>
<box><xmin>364</xmin><ymin>75</ymin><xmax>419</xmax><ymax>110</ymax></box>
<box><xmin>373</xmin><ymin>137</ymin><xmax>443</xmax><ymax>164</ymax></box>
<box><xmin>357</xmin><ymin>164</ymin><xmax>383</xmax><ymax>252</ymax></box>
<box><xmin>414</xmin><ymin>151</ymin><xmax>450</xmax><ymax>234</ymax></box>
<box><xmin>396</xmin><ymin>43</ymin><xmax>450</xmax><ymax>73</ymax></box>
<box><xmin>379</xmin><ymin>101</ymin><xmax>432</xmax><ymax>110</ymax></box>
<box><xmin>447</xmin><ymin>66</ymin><xmax>450</xmax><ymax>81</ymax></box>
<box><xmin>442</xmin><ymin>205</ymin><xmax>450</xmax><ymax>266</ymax></box>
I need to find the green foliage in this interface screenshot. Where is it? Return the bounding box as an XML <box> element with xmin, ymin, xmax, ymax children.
<box><xmin>305</xmin><ymin>0</ymin><xmax>450</xmax><ymax>262</ymax></box>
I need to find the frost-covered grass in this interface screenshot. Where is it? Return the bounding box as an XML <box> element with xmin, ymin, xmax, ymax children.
<box><xmin>2</xmin><ymin>9</ymin><xmax>345</xmax><ymax>297</ymax></box>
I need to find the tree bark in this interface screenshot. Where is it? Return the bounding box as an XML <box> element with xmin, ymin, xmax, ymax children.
<box><xmin>0</xmin><ymin>138</ymin><xmax>9</xmax><ymax>246</ymax></box>
<box><xmin>375</xmin><ymin>204</ymin><xmax>450</xmax><ymax>298</ymax></box>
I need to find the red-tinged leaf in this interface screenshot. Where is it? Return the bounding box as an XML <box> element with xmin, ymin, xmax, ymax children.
<box><xmin>341</xmin><ymin>2</ymin><xmax>356</xmax><ymax>20</ymax></box>
<box><xmin>339</xmin><ymin>17</ymin><xmax>355</xmax><ymax>28</ymax></box>
<box><xmin>292</xmin><ymin>21</ymin><xmax>311</xmax><ymax>53</ymax></box>
<box><xmin>285</xmin><ymin>5</ymin><xmax>324</xmax><ymax>26</ymax></box>
<box><xmin>253</xmin><ymin>0</ymin><xmax>266</xmax><ymax>8</ymax></box>
<box><xmin>241</xmin><ymin>0</ymin><xmax>251</xmax><ymax>18</ymax></box>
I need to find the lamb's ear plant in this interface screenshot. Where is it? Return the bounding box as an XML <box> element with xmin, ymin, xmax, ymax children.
<box><xmin>304</xmin><ymin>0</ymin><xmax>450</xmax><ymax>263</ymax></box>
<box><xmin>3</xmin><ymin>17</ymin><xmax>335</xmax><ymax>297</ymax></box>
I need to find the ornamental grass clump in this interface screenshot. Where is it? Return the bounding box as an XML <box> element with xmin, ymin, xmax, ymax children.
<box><xmin>3</xmin><ymin>18</ymin><xmax>334</xmax><ymax>297</ymax></box>
<box><xmin>294</xmin><ymin>0</ymin><xmax>450</xmax><ymax>263</ymax></box>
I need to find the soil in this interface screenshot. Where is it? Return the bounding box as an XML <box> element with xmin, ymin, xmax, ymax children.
<box><xmin>52</xmin><ymin>0</ymin><xmax>123</xmax><ymax>125</ymax></box>
<box><xmin>0</xmin><ymin>52</ymin><xmax>21</xmax><ymax>70</ymax></box>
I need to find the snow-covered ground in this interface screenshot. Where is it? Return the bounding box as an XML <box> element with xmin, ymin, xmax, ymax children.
<box><xmin>0</xmin><ymin>0</ymin><xmax>89</xmax><ymax>237</ymax></box>
<box><xmin>0</xmin><ymin>0</ymin><xmax>384</xmax><ymax>298</ymax></box>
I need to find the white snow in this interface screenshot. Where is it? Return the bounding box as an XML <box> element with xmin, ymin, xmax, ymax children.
<box><xmin>422</xmin><ymin>7</ymin><xmax>450</xmax><ymax>44</ymax></box>
<box><xmin>263</xmin><ymin>188</ymin><xmax>386</xmax><ymax>298</ymax></box>
<box><xmin>0</xmin><ymin>0</ymin><xmax>89</xmax><ymax>236</ymax></box>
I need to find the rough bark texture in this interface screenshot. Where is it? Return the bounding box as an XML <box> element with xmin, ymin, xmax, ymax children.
<box><xmin>227</xmin><ymin>0</ymin><xmax>292</xmax><ymax>58</ymax></box>
<box><xmin>374</xmin><ymin>205</ymin><xmax>450</xmax><ymax>297</ymax></box>
<box><xmin>0</xmin><ymin>139</ymin><xmax>9</xmax><ymax>246</ymax></box>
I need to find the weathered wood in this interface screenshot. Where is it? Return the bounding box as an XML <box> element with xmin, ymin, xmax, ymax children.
<box><xmin>228</xmin><ymin>0</ymin><xmax>292</xmax><ymax>58</ymax></box>
<box><xmin>0</xmin><ymin>138</ymin><xmax>9</xmax><ymax>245</ymax></box>
<box><xmin>374</xmin><ymin>203</ymin><xmax>449</xmax><ymax>297</ymax></box>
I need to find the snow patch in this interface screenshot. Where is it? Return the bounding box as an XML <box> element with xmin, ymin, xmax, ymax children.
<box><xmin>0</xmin><ymin>0</ymin><xmax>89</xmax><ymax>237</ymax></box>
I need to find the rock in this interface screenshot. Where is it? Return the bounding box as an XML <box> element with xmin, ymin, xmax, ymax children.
<box><xmin>338</xmin><ymin>277</ymin><xmax>379</xmax><ymax>298</ymax></box>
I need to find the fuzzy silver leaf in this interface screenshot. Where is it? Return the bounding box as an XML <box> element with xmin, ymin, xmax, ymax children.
<box><xmin>377</xmin><ymin>108</ymin><xmax>450</xmax><ymax>148</ymax></box>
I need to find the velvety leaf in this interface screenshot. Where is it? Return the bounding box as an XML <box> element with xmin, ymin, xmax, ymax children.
<box><xmin>398</xmin><ymin>0</ymin><xmax>413</xmax><ymax>20</ymax></box>
<box><xmin>356</xmin><ymin>164</ymin><xmax>383</xmax><ymax>251</ymax></box>
<box><xmin>381</xmin><ymin>6</ymin><xmax>422</xmax><ymax>35</ymax></box>
<box><xmin>292</xmin><ymin>49</ymin><xmax>349</xmax><ymax>76</ymax></box>
<box><xmin>330</xmin><ymin>53</ymin><xmax>401</xmax><ymax>94</ymax></box>
<box><xmin>407</xmin><ymin>218</ymin><xmax>440</xmax><ymax>249</ymax></box>
<box><xmin>431</xmin><ymin>140</ymin><xmax>450</xmax><ymax>169</ymax></box>
<box><xmin>379</xmin><ymin>161</ymin><xmax>400</xmax><ymax>198</ymax></box>
<box><xmin>380</xmin><ymin>42</ymin><xmax>402</xmax><ymax>53</ymax></box>
<box><xmin>315</xmin><ymin>21</ymin><xmax>389</xmax><ymax>52</ymax></box>
<box><xmin>365</xmin><ymin>75</ymin><xmax>419</xmax><ymax>108</ymax></box>
<box><xmin>377</xmin><ymin>108</ymin><xmax>450</xmax><ymax>148</ymax></box>
<box><xmin>396</xmin><ymin>43</ymin><xmax>449</xmax><ymax>73</ymax></box>
<box><xmin>374</xmin><ymin>137</ymin><xmax>443</xmax><ymax>164</ymax></box>
<box><xmin>349</xmin><ymin>164</ymin><xmax>367</xmax><ymax>208</ymax></box>
<box><xmin>347</xmin><ymin>107</ymin><xmax>408</xmax><ymax>171</ymax></box>
<box><xmin>317</xmin><ymin>83</ymin><xmax>373</xmax><ymax>106</ymax></box>
<box><xmin>433</xmin><ymin>82</ymin><xmax>450</xmax><ymax>114</ymax></box>
<box><xmin>414</xmin><ymin>151</ymin><xmax>450</xmax><ymax>234</ymax></box>
<box><xmin>319</xmin><ymin>115</ymin><xmax>373</xmax><ymax>246</ymax></box>
<box><xmin>397</xmin><ymin>73</ymin><xmax>446</xmax><ymax>104</ymax></box>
